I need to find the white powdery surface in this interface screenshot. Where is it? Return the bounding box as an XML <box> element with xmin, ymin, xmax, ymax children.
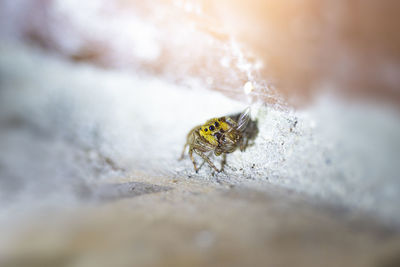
<box><xmin>1</xmin><ymin>43</ymin><xmax>400</xmax><ymax>226</ymax></box>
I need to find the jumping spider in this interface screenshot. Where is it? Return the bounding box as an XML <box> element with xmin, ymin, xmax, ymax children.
<box><xmin>180</xmin><ymin>107</ymin><xmax>254</xmax><ymax>173</ymax></box>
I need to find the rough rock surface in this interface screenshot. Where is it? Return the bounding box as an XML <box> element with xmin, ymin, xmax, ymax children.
<box><xmin>1</xmin><ymin>43</ymin><xmax>400</xmax><ymax>267</ymax></box>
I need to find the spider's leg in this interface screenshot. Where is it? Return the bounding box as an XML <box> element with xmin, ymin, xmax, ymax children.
<box><xmin>194</xmin><ymin>149</ymin><xmax>221</xmax><ymax>173</ymax></box>
<box><xmin>221</xmin><ymin>153</ymin><xmax>227</xmax><ymax>171</ymax></box>
<box><xmin>189</xmin><ymin>147</ymin><xmax>199</xmax><ymax>172</ymax></box>
<box><xmin>198</xmin><ymin>159</ymin><xmax>206</xmax><ymax>170</ymax></box>
<box><xmin>179</xmin><ymin>143</ymin><xmax>188</xmax><ymax>160</ymax></box>
<box><xmin>239</xmin><ymin>137</ymin><xmax>246</xmax><ymax>151</ymax></box>
<box><xmin>244</xmin><ymin>137</ymin><xmax>250</xmax><ymax>150</ymax></box>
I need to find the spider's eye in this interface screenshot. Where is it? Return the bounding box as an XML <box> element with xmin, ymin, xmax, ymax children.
<box><xmin>209</xmin><ymin>125</ymin><xmax>215</xmax><ymax>131</ymax></box>
<box><xmin>204</xmin><ymin>128</ymin><xmax>208</xmax><ymax>132</ymax></box>
<box><xmin>214</xmin><ymin>121</ymin><xmax>219</xmax><ymax>128</ymax></box>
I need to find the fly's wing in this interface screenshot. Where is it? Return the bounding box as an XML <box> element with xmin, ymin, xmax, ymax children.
<box><xmin>236</xmin><ymin>107</ymin><xmax>251</xmax><ymax>132</ymax></box>
<box><xmin>224</xmin><ymin>117</ymin><xmax>237</xmax><ymax>129</ymax></box>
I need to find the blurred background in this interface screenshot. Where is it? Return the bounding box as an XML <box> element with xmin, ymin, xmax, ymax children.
<box><xmin>1</xmin><ymin>0</ymin><xmax>400</xmax><ymax>266</ymax></box>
